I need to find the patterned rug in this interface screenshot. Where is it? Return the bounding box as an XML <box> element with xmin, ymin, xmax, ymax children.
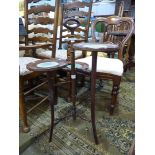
<box><xmin>21</xmin><ymin>68</ymin><xmax>135</xmax><ymax>155</ymax></box>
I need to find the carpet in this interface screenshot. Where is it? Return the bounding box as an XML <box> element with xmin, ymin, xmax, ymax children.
<box><xmin>22</xmin><ymin>68</ymin><xmax>135</xmax><ymax>155</ymax></box>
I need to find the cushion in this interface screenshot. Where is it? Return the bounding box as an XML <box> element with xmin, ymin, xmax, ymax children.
<box><xmin>76</xmin><ymin>56</ymin><xmax>123</xmax><ymax>76</ymax></box>
<box><xmin>19</xmin><ymin>57</ymin><xmax>40</xmax><ymax>76</ymax></box>
<box><xmin>36</xmin><ymin>49</ymin><xmax>82</xmax><ymax>60</ymax></box>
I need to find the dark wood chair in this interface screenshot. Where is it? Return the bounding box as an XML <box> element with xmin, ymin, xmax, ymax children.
<box><xmin>19</xmin><ymin>0</ymin><xmax>60</xmax><ymax>132</ymax></box>
<box><xmin>36</xmin><ymin>0</ymin><xmax>93</xmax><ymax>61</ymax></box>
<box><xmin>70</xmin><ymin>16</ymin><xmax>134</xmax><ymax>144</ymax></box>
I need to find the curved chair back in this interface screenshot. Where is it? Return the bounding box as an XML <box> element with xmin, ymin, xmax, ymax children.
<box><xmin>91</xmin><ymin>16</ymin><xmax>134</xmax><ymax>60</ymax></box>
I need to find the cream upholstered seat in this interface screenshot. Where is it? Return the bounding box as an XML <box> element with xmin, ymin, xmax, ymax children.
<box><xmin>19</xmin><ymin>57</ymin><xmax>40</xmax><ymax>76</ymax></box>
<box><xmin>36</xmin><ymin>48</ymin><xmax>82</xmax><ymax>60</ymax></box>
<box><xmin>76</xmin><ymin>56</ymin><xmax>123</xmax><ymax>76</ymax></box>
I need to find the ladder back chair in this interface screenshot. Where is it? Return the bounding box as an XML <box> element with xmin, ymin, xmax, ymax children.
<box><xmin>36</xmin><ymin>0</ymin><xmax>93</xmax><ymax>61</ymax></box>
<box><xmin>70</xmin><ymin>16</ymin><xmax>134</xmax><ymax>144</ymax></box>
<box><xmin>19</xmin><ymin>0</ymin><xmax>60</xmax><ymax>132</ymax></box>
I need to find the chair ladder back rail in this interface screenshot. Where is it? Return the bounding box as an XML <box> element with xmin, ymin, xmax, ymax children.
<box><xmin>62</xmin><ymin>34</ymin><xmax>85</xmax><ymax>39</ymax></box>
<box><xmin>28</xmin><ymin>28</ymin><xmax>54</xmax><ymax>34</ymax></box>
<box><xmin>28</xmin><ymin>17</ymin><xmax>55</xmax><ymax>25</ymax></box>
<box><xmin>28</xmin><ymin>37</ymin><xmax>53</xmax><ymax>43</ymax></box>
<box><xmin>28</xmin><ymin>5</ymin><xmax>55</xmax><ymax>14</ymax></box>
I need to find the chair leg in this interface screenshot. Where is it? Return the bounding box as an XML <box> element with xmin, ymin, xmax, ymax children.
<box><xmin>110</xmin><ymin>75</ymin><xmax>121</xmax><ymax>115</ymax></box>
<box><xmin>49</xmin><ymin>102</ymin><xmax>54</xmax><ymax>142</ymax></box>
<box><xmin>19</xmin><ymin>78</ymin><xmax>30</xmax><ymax>133</ymax></box>
<box><xmin>71</xmin><ymin>50</ymin><xmax>76</xmax><ymax>121</ymax></box>
<box><xmin>54</xmin><ymin>74</ymin><xmax>58</xmax><ymax>105</ymax></box>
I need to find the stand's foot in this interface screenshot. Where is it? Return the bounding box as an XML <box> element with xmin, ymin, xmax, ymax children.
<box><xmin>23</xmin><ymin>126</ymin><xmax>30</xmax><ymax>133</ymax></box>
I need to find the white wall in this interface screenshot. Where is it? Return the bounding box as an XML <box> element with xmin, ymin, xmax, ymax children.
<box><xmin>80</xmin><ymin>1</ymin><xmax>116</xmax><ymax>16</ymax></box>
<box><xmin>92</xmin><ymin>2</ymin><xmax>116</xmax><ymax>16</ymax></box>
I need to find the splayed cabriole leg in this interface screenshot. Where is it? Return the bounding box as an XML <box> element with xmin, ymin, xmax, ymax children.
<box><xmin>110</xmin><ymin>75</ymin><xmax>121</xmax><ymax>115</ymax></box>
<box><xmin>91</xmin><ymin>52</ymin><xmax>99</xmax><ymax>144</ymax></box>
<box><xmin>19</xmin><ymin>78</ymin><xmax>30</xmax><ymax>133</ymax></box>
<box><xmin>71</xmin><ymin>47</ymin><xmax>76</xmax><ymax>120</ymax></box>
<box><xmin>67</xmin><ymin>72</ymin><xmax>72</xmax><ymax>102</ymax></box>
<box><xmin>47</xmin><ymin>71</ymin><xmax>56</xmax><ymax>142</ymax></box>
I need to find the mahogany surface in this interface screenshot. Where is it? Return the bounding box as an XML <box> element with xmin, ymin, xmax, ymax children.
<box><xmin>27</xmin><ymin>59</ymin><xmax>68</xmax><ymax>72</ymax></box>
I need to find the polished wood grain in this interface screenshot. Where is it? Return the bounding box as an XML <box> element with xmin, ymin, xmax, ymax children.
<box><xmin>28</xmin><ymin>5</ymin><xmax>55</xmax><ymax>14</ymax></box>
<box><xmin>28</xmin><ymin>17</ymin><xmax>54</xmax><ymax>25</ymax></box>
<box><xmin>28</xmin><ymin>28</ymin><xmax>54</xmax><ymax>34</ymax></box>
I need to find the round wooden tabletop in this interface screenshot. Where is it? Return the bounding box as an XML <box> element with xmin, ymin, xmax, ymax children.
<box><xmin>73</xmin><ymin>42</ymin><xmax>119</xmax><ymax>52</ymax></box>
<box><xmin>63</xmin><ymin>61</ymin><xmax>89</xmax><ymax>72</ymax></box>
<box><xmin>27</xmin><ymin>59</ymin><xmax>68</xmax><ymax>72</ymax></box>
